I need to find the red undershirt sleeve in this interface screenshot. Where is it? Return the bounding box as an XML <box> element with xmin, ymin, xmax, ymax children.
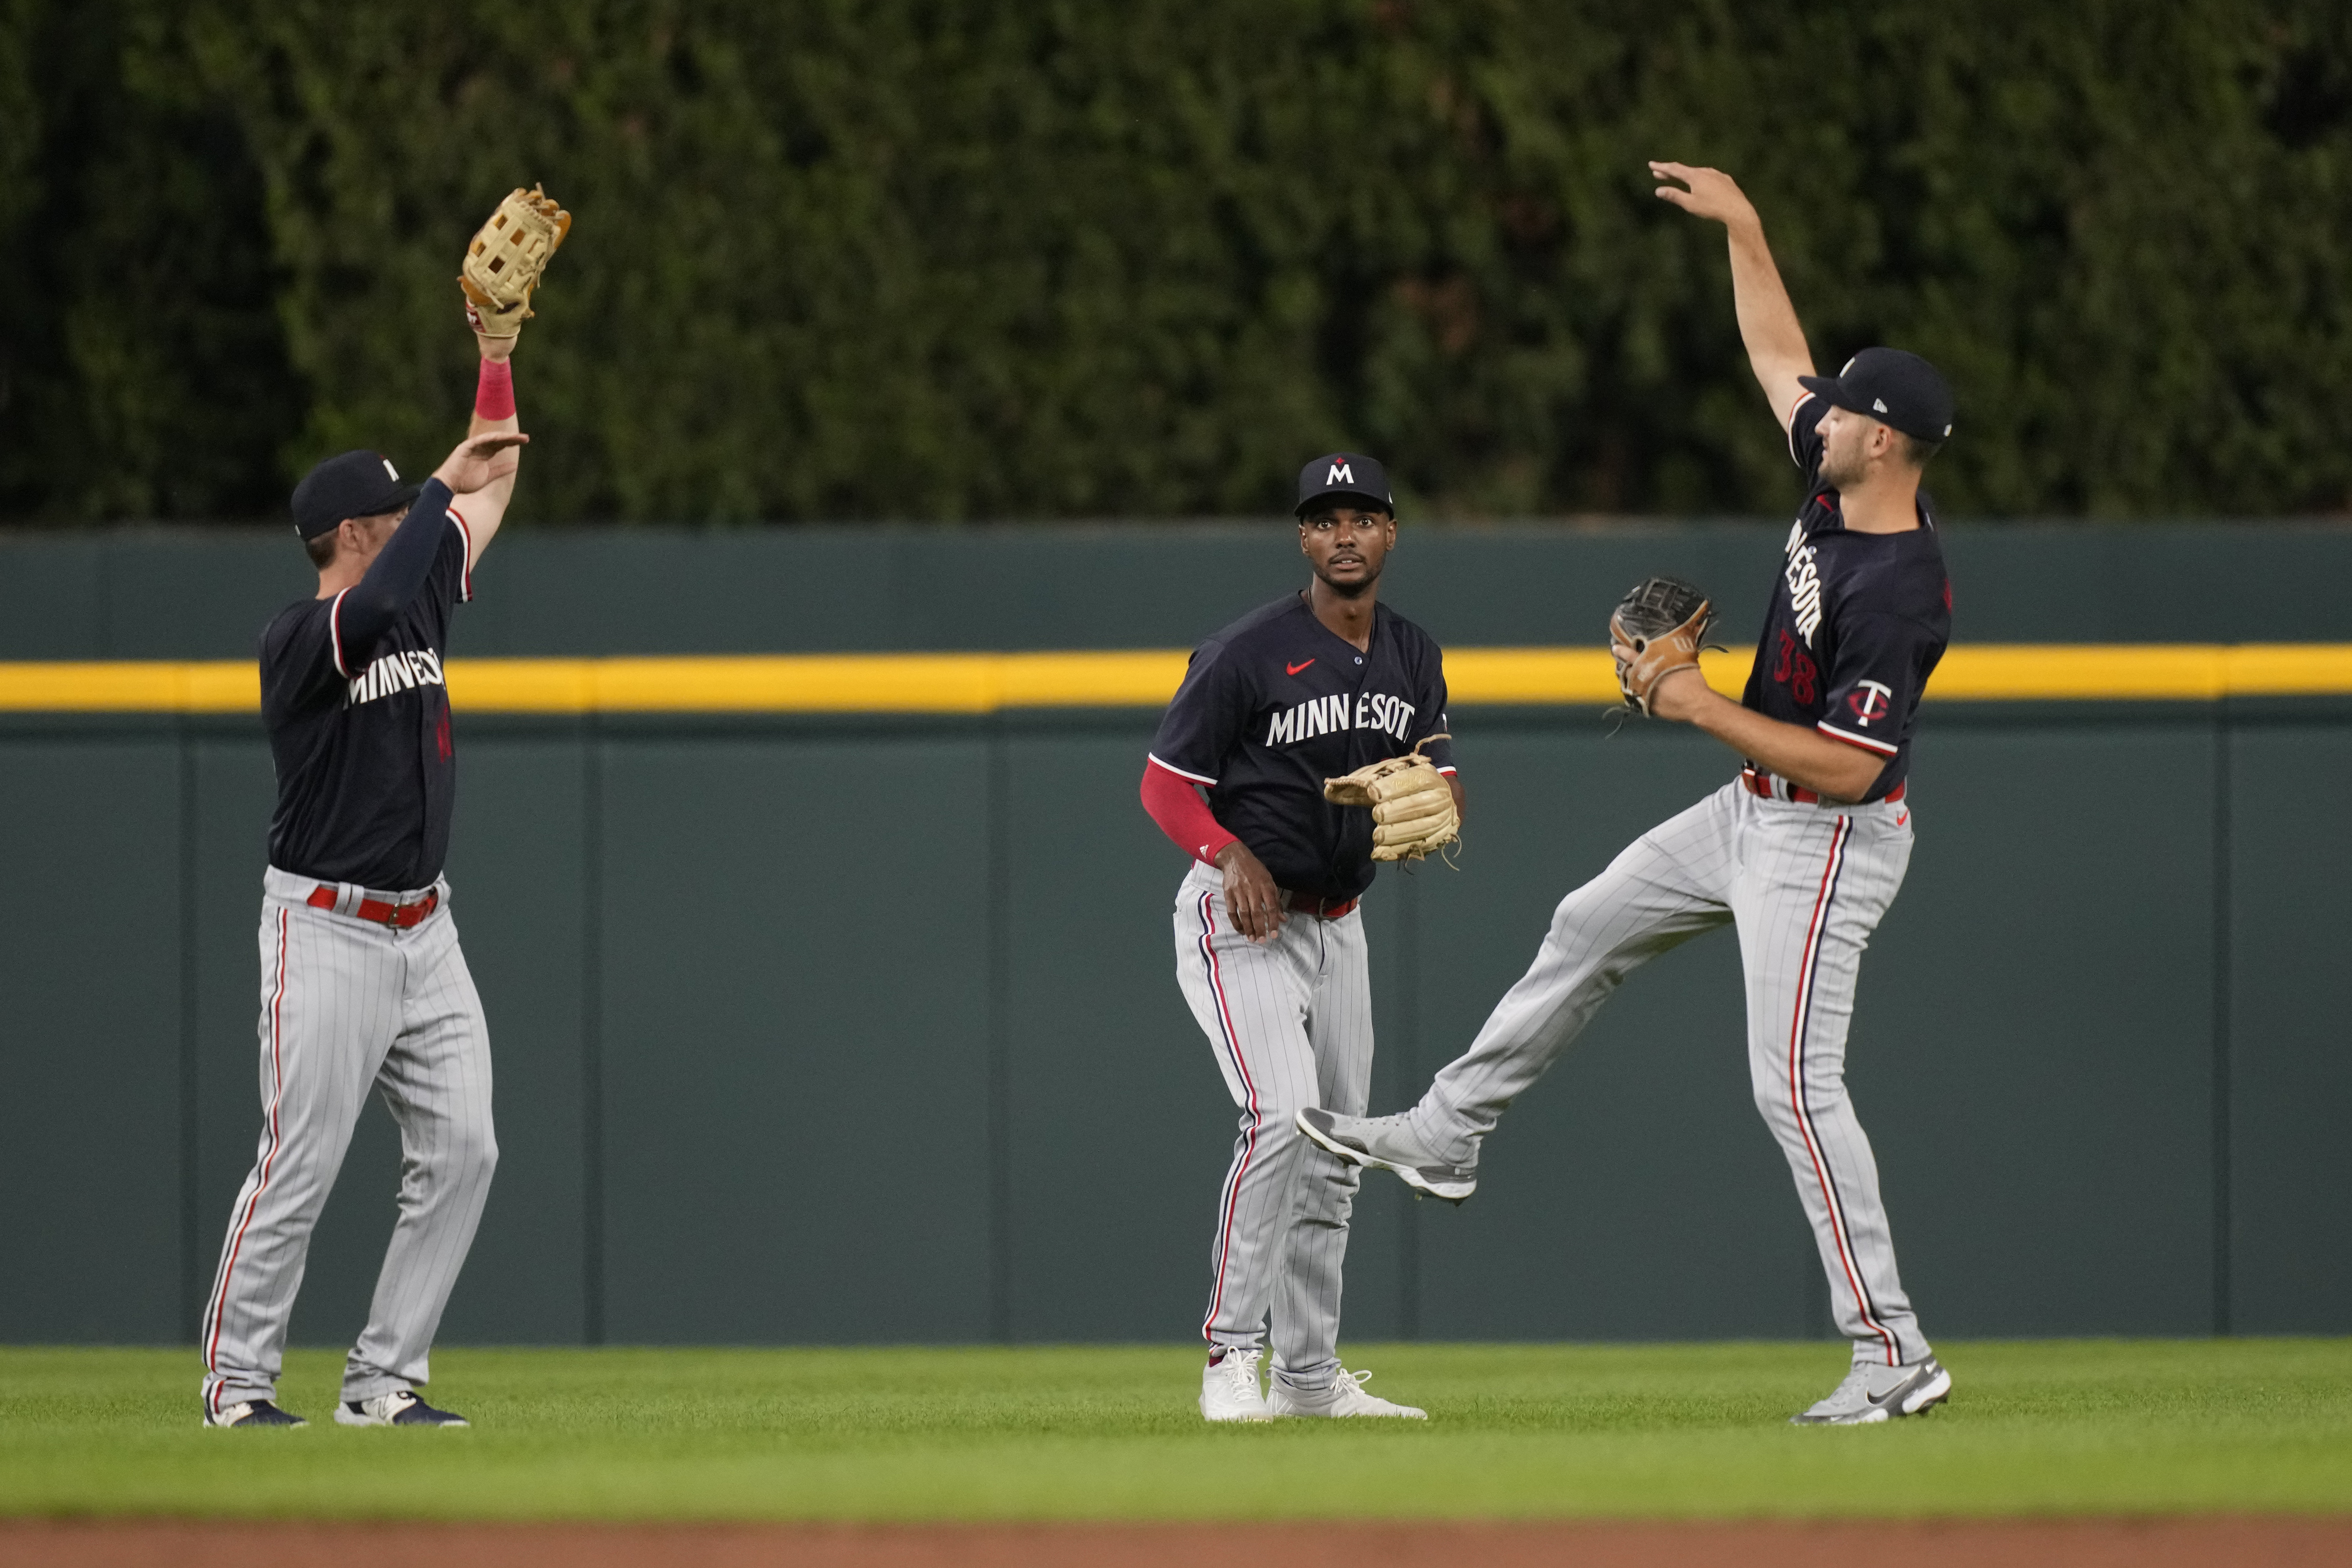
<box><xmin>1140</xmin><ymin>758</ymin><xmax>1240</xmax><ymax>866</ymax></box>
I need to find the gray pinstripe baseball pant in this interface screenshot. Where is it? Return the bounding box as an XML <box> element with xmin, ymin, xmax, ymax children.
<box><xmin>1173</xmin><ymin>862</ymin><xmax>1372</xmax><ymax>1394</ymax></box>
<box><xmin>1408</xmin><ymin>779</ymin><xmax>1931</xmax><ymax>1367</ymax></box>
<box><xmin>200</xmin><ymin>867</ymin><xmax>497</xmax><ymax>1415</ymax></box>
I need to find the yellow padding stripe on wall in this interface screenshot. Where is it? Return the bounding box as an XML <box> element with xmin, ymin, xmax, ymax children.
<box><xmin>4</xmin><ymin>644</ymin><xmax>2352</xmax><ymax>714</ymax></box>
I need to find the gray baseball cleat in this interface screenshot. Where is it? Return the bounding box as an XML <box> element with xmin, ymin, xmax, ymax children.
<box><xmin>1295</xmin><ymin>1108</ymin><xmax>1477</xmax><ymax>1204</ymax></box>
<box><xmin>1790</xmin><ymin>1356</ymin><xmax>1952</xmax><ymax>1425</ymax></box>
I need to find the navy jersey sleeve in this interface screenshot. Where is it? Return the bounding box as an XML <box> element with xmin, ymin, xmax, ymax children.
<box><xmin>1816</xmin><ymin>611</ymin><xmax>1937</xmax><ymax>759</ymax></box>
<box><xmin>259</xmin><ymin>600</ymin><xmax>345</xmax><ymax>723</ymax></box>
<box><xmin>1788</xmin><ymin>391</ymin><xmax>1828</xmax><ymax>478</ymax></box>
<box><xmin>1408</xmin><ymin>639</ymin><xmax>1457</xmax><ymax>774</ymax></box>
<box><xmin>431</xmin><ymin>504</ymin><xmax>476</xmax><ymax>608</ymax></box>
<box><xmin>1149</xmin><ymin>640</ymin><xmax>1254</xmax><ymax>784</ymax></box>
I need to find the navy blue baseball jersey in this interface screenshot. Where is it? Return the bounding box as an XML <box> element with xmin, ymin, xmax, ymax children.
<box><xmin>261</xmin><ymin>478</ymin><xmax>476</xmax><ymax>891</ymax></box>
<box><xmin>1150</xmin><ymin>594</ymin><xmax>1455</xmax><ymax>900</ymax></box>
<box><xmin>1742</xmin><ymin>392</ymin><xmax>1950</xmax><ymax>801</ymax></box>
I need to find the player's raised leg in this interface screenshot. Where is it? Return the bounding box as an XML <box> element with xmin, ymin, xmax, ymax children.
<box><xmin>1300</xmin><ymin>788</ymin><xmax>1740</xmax><ymax>1200</ymax></box>
<box><xmin>337</xmin><ymin>908</ymin><xmax>496</xmax><ymax>1428</ymax></box>
<box><xmin>200</xmin><ymin>899</ymin><xmax>401</xmax><ymax>1427</ymax></box>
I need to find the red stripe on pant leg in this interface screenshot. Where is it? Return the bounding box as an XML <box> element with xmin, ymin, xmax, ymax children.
<box><xmin>1197</xmin><ymin>889</ymin><xmax>1261</xmax><ymax>1345</ymax></box>
<box><xmin>1785</xmin><ymin>819</ymin><xmax>1900</xmax><ymax>1365</ymax></box>
<box><xmin>205</xmin><ymin>908</ymin><xmax>292</xmax><ymax>1411</ymax></box>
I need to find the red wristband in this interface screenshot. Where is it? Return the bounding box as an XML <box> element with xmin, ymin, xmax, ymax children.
<box><xmin>474</xmin><ymin>358</ymin><xmax>515</xmax><ymax>421</ymax></box>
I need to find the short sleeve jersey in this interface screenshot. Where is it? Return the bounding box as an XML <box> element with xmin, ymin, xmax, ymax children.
<box><xmin>259</xmin><ymin>509</ymin><xmax>475</xmax><ymax>890</ymax></box>
<box><xmin>1742</xmin><ymin>393</ymin><xmax>1951</xmax><ymax>801</ymax></box>
<box><xmin>1149</xmin><ymin>594</ymin><xmax>1455</xmax><ymax>900</ymax></box>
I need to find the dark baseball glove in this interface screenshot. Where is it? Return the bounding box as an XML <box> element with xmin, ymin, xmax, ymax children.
<box><xmin>1323</xmin><ymin>735</ymin><xmax>1459</xmax><ymax>862</ymax></box>
<box><xmin>459</xmin><ymin>184</ymin><xmax>573</xmax><ymax>338</ymax></box>
<box><xmin>1609</xmin><ymin>576</ymin><xmax>1717</xmax><ymax>717</ymax></box>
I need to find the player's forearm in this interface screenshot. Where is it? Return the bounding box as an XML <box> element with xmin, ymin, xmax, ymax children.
<box><xmin>1140</xmin><ymin>761</ymin><xmax>1239</xmax><ymax>864</ymax></box>
<box><xmin>1724</xmin><ymin>216</ymin><xmax>1814</xmax><ymax>403</ymax></box>
<box><xmin>458</xmin><ymin>355</ymin><xmax>520</xmax><ymax>557</ymax></box>
<box><xmin>1673</xmin><ymin>681</ymin><xmax>1883</xmax><ymax>801</ymax></box>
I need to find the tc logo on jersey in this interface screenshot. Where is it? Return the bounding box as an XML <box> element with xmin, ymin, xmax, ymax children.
<box><xmin>347</xmin><ymin>648</ymin><xmax>447</xmax><ymax>709</ymax></box>
<box><xmin>1847</xmin><ymin>680</ymin><xmax>1893</xmax><ymax>727</ymax></box>
<box><xmin>1266</xmin><ymin>691</ymin><xmax>1417</xmax><ymax>746</ymax></box>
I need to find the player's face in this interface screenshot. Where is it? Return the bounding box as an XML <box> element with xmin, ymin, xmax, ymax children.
<box><xmin>1298</xmin><ymin>507</ymin><xmax>1395</xmax><ymax>596</ymax></box>
<box><xmin>1817</xmin><ymin>406</ymin><xmax>1894</xmax><ymax>491</ymax></box>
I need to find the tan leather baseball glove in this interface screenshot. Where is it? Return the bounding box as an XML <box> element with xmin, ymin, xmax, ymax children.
<box><xmin>1324</xmin><ymin>736</ymin><xmax>1459</xmax><ymax>862</ymax></box>
<box><xmin>459</xmin><ymin>184</ymin><xmax>573</xmax><ymax>338</ymax></box>
<box><xmin>1609</xmin><ymin>576</ymin><xmax>1717</xmax><ymax>717</ymax></box>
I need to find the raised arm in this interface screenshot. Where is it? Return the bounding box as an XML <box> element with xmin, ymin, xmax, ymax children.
<box><xmin>451</xmin><ymin>330</ymin><xmax>521</xmax><ymax>568</ymax></box>
<box><xmin>1651</xmin><ymin>162</ymin><xmax>1816</xmax><ymax>432</ymax></box>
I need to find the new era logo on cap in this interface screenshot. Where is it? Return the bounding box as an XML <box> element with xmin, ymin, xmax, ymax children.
<box><xmin>1296</xmin><ymin>451</ymin><xmax>1393</xmax><ymax>517</ymax></box>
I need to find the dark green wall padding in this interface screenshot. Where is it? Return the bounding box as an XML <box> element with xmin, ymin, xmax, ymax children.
<box><xmin>1</xmin><ymin>522</ymin><xmax>2348</xmax><ymax>1345</ymax></box>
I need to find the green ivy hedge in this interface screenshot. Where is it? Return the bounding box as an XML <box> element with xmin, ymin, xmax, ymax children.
<box><xmin>3</xmin><ymin>0</ymin><xmax>2348</xmax><ymax>523</ymax></box>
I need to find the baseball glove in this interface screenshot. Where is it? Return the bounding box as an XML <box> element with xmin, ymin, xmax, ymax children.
<box><xmin>1609</xmin><ymin>576</ymin><xmax>1717</xmax><ymax>718</ymax></box>
<box><xmin>459</xmin><ymin>184</ymin><xmax>573</xmax><ymax>338</ymax></box>
<box><xmin>1324</xmin><ymin>736</ymin><xmax>1459</xmax><ymax>862</ymax></box>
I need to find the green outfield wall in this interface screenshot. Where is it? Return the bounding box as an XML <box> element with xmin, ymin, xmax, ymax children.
<box><xmin>2</xmin><ymin>521</ymin><xmax>2348</xmax><ymax>1348</ymax></box>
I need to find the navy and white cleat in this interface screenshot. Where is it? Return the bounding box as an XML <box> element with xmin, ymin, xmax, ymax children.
<box><xmin>335</xmin><ymin>1389</ymin><xmax>470</xmax><ymax>1427</ymax></box>
<box><xmin>203</xmin><ymin>1398</ymin><xmax>307</xmax><ymax>1428</ymax></box>
<box><xmin>1791</xmin><ymin>1356</ymin><xmax>1952</xmax><ymax>1425</ymax></box>
<box><xmin>1295</xmin><ymin>1107</ymin><xmax>1477</xmax><ymax>1204</ymax></box>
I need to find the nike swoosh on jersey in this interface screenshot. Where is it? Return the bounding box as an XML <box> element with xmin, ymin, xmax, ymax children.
<box><xmin>1287</xmin><ymin>659</ymin><xmax>1315</xmax><ymax>675</ymax></box>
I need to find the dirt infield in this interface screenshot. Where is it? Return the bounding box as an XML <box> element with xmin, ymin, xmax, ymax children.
<box><xmin>5</xmin><ymin>1518</ymin><xmax>2351</xmax><ymax>1567</ymax></box>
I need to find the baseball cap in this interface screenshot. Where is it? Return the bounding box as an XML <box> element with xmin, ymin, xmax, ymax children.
<box><xmin>1295</xmin><ymin>452</ymin><xmax>1393</xmax><ymax>517</ymax></box>
<box><xmin>1798</xmin><ymin>348</ymin><xmax>1955</xmax><ymax>443</ymax></box>
<box><xmin>290</xmin><ymin>450</ymin><xmax>420</xmax><ymax>540</ymax></box>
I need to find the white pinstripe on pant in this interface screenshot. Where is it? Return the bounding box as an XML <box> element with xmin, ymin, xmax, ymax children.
<box><xmin>200</xmin><ymin>866</ymin><xmax>498</xmax><ymax>1414</ymax></box>
<box><xmin>1409</xmin><ymin>779</ymin><xmax>1930</xmax><ymax>1367</ymax></box>
<box><xmin>1172</xmin><ymin>862</ymin><xmax>1372</xmax><ymax>1394</ymax></box>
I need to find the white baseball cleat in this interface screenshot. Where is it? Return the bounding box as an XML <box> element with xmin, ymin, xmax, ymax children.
<box><xmin>1200</xmin><ymin>1346</ymin><xmax>1273</xmax><ymax>1423</ymax></box>
<box><xmin>1791</xmin><ymin>1356</ymin><xmax>1952</xmax><ymax>1425</ymax></box>
<box><xmin>1295</xmin><ymin>1108</ymin><xmax>1477</xmax><ymax>1204</ymax></box>
<box><xmin>334</xmin><ymin>1388</ymin><xmax>470</xmax><ymax>1427</ymax></box>
<box><xmin>1268</xmin><ymin>1368</ymin><xmax>1427</xmax><ymax>1419</ymax></box>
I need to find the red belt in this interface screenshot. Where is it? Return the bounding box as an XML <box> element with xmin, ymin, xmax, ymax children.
<box><xmin>308</xmin><ymin>885</ymin><xmax>440</xmax><ymax>928</ymax></box>
<box><xmin>1742</xmin><ymin>767</ymin><xmax>1904</xmax><ymax>807</ymax></box>
<box><xmin>1283</xmin><ymin>889</ymin><xmax>1359</xmax><ymax>920</ymax></box>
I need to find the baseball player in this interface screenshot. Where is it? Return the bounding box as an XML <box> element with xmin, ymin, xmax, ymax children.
<box><xmin>1140</xmin><ymin>454</ymin><xmax>1462</xmax><ymax>1422</ymax></box>
<box><xmin>198</xmin><ymin>189</ymin><xmax>566</xmax><ymax>1429</ymax></box>
<box><xmin>1298</xmin><ymin>163</ymin><xmax>1958</xmax><ymax>1426</ymax></box>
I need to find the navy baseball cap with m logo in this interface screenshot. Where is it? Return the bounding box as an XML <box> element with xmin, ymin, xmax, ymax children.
<box><xmin>1295</xmin><ymin>452</ymin><xmax>1393</xmax><ymax>517</ymax></box>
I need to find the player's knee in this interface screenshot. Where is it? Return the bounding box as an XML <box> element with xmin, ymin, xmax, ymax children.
<box><xmin>440</xmin><ymin>1117</ymin><xmax>498</xmax><ymax>1185</ymax></box>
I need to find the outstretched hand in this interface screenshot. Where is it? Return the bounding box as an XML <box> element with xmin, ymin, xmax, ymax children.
<box><xmin>1650</xmin><ymin>161</ymin><xmax>1760</xmax><ymax>230</ymax></box>
<box><xmin>432</xmin><ymin>430</ymin><xmax>529</xmax><ymax>494</ymax></box>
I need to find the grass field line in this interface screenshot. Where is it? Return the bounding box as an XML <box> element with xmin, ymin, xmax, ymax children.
<box><xmin>3</xmin><ymin>1340</ymin><xmax>2347</xmax><ymax>1521</ymax></box>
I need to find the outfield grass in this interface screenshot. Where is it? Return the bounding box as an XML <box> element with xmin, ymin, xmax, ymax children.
<box><xmin>2</xmin><ymin>1339</ymin><xmax>2347</xmax><ymax>1521</ymax></box>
